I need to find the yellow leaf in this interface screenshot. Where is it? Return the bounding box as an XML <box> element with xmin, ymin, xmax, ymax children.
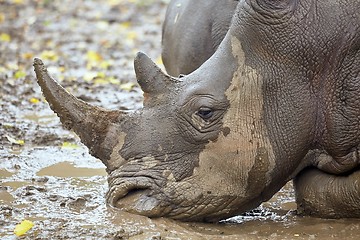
<box><xmin>0</xmin><ymin>33</ymin><xmax>11</xmax><ymax>42</ymax></box>
<box><xmin>120</xmin><ymin>82</ymin><xmax>136</xmax><ymax>91</ymax></box>
<box><xmin>58</xmin><ymin>66</ymin><xmax>65</xmax><ymax>72</ymax></box>
<box><xmin>86</xmin><ymin>51</ymin><xmax>102</xmax><ymax>62</ymax></box>
<box><xmin>30</xmin><ymin>98</ymin><xmax>40</xmax><ymax>104</ymax></box>
<box><xmin>94</xmin><ymin>76</ymin><xmax>120</xmax><ymax>85</ymax></box>
<box><xmin>0</xmin><ymin>13</ymin><xmax>5</xmax><ymax>24</ymax></box>
<box><xmin>22</xmin><ymin>52</ymin><xmax>34</xmax><ymax>60</ymax></box>
<box><xmin>61</xmin><ymin>142</ymin><xmax>79</xmax><ymax>149</ymax></box>
<box><xmin>99</xmin><ymin>60</ymin><xmax>113</xmax><ymax>69</ymax></box>
<box><xmin>40</xmin><ymin>50</ymin><xmax>59</xmax><ymax>61</ymax></box>
<box><xmin>6</xmin><ymin>135</ymin><xmax>25</xmax><ymax>145</ymax></box>
<box><xmin>12</xmin><ymin>0</ymin><xmax>24</xmax><ymax>4</ymax></box>
<box><xmin>108</xmin><ymin>0</ymin><xmax>122</xmax><ymax>6</ymax></box>
<box><xmin>93</xmin><ymin>72</ymin><xmax>109</xmax><ymax>84</ymax></box>
<box><xmin>14</xmin><ymin>70</ymin><xmax>26</xmax><ymax>79</ymax></box>
<box><xmin>119</xmin><ymin>21</ymin><xmax>131</xmax><ymax>29</ymax></box>
<box><xmin>108</xmin><ymin>77</ymin><xmax>120</xmax><ymax>84</ymax></box>
<box><xmin>96</xmin><ymin>72</ymin><xmax>106</xmax><ymax>78</ymax></box>
<box><xmin>94</xmin><ymin>78</ymin><xmax>108</xmax><ymax>85</ymax></box>
<box><xmin>126</xmin><ymin>31</ymin><xmax>137</xmax><ymax>41</ymax></box>
<box><xmin>14</xmin><ymin>220</ymin><xmax>34</xmax><ymax>236</ymax></box>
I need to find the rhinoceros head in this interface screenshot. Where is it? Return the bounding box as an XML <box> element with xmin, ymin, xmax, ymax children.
<box><xmin>34</xmin><ymin>0</ymin><xmax>359</xmax><ymax>221</ymax></box>
<box><xmin>34</xmin><ymin>41</ymin><xmax>276</xmax><ymax>221</ymax></box>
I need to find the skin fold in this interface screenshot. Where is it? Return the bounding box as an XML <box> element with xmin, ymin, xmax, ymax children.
<box><xmin>34</xmin><ymin>0</ymin><xmax>360</xmax><ymax>222</ymax></box>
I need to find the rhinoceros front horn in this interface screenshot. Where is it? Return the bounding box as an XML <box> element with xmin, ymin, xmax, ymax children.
<box><xmin>33</xmin><ymin>58</ymin><xmax>128</xmax><ymax>172</ymax></box>
<box><xmin>134</xmin><ymin>52</ymin><xmax>177</xmax><ymax>106</ymax></box>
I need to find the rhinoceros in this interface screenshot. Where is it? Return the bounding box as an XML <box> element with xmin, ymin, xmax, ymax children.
<box><xmin>34</xmin><ymin>0</ymin><xmax>360</xmax><ymax>222</ymax></box>
<box><xmin>162</xmin><ymin>0</ymin><xmax>238</xmax><ymax>76</ymax></box>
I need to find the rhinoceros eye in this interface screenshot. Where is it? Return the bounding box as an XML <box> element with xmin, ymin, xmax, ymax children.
<box><xmin>197</xmin><ymin>107</ymin><xmax>213</xmax><ymax>120</ymax></box>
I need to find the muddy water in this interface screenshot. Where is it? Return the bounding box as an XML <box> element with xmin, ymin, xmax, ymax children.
<box><xmin>1</xmin><ymin>142</ymin><xmax>360</xmax><ymax>239</ymax></box>
<box><xmin>1</xmin><ymin>0</ymin><xmax>360</xmax><ymax>239</ymax></box>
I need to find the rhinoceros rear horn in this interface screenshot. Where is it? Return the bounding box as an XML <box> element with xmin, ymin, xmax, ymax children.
<box><xmin>33</xmin><ymin>58</ymin><xmax>128</xmax><ymax>172</ymax></box>
<box><xmin>134</xmin><ymin>52</ymin><xmax>177</xmax><ymax>106</ymax></box>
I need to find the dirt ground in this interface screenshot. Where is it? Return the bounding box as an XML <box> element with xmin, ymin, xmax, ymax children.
<box><xmin>1</xmin><ymin>0</ymin><xmax>360</xmax><ymax>239</ymax></box>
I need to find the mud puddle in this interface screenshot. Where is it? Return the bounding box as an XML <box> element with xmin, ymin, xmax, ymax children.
<box><xmin>1</xmin><ymin>0</ymin><xmax>360</xmax><ymax>239</ymax></box>
<box><xmin>1</xmin><ymin>144</ymin><xmax>360</xmax><ymax>239</ymax></box>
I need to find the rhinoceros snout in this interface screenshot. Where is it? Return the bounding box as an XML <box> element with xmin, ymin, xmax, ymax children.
<box><xmin>107</xmin><ymin>178</ymin><xmax>167</xmax><ymax>217</ymax></box>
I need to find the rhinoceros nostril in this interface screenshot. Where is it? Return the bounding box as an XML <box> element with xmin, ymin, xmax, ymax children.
<box><xmin>121</xmin><ymin>187</ymin><xmax>148</xmax><ymax>200</ymax></box>
<box><xmin>113</xmin><ymin>185</ymin><xmax>163</xmax><ymax>216</ymax></box>
<box><xmin>113</xmin><ymin>185</ymin><xmax>150</xmax><ymax>207</ymax></box>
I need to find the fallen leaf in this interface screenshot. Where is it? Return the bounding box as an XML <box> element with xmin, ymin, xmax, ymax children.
<box><xmin>40</xmin><ymin>50</ymin><xmax>59</xmax><ymax>61</ymax></box>
<box><xmin>14</xmin><ymin>220</ymin><xmax>34</xmax><ymax>236</ymax></box>
<box><xmin>29</xmin><ymin>98</ymin><xmax>40</xmax><ymax>104</ymax></box>
<box><xmin>93</xmin><ymin>78</ymin><xmax>108</xmax><ymax>85</ymax></box>
<box><xmin>126</xmin><ymin>31</ymin><xmax>137</xmax><ymax>41</ymax></box>
<box><xmin>12</xmin><ymin>0</ymin><xmax>25</xmax><ymax>4</ymax></box>
<box><xmin>86</xmin><ymin>50</ymin><xmax>102</xmax><ymax>62</ymax></box>
<box><xmin>6</xmin><ymin>135</ymin><xmax>25</xmax><ymax>145</ymax></box>
<box><xmin>14</xmin><ymin>70</ymin><xmax>26</xmax><ymax>79</ymax></box>
<box><xmin>0</xmin><ymin>13</ymin><xmax>5</xmax><ymax>24</ymax></box>
<box><xmin>86</xmin><ymin>51</ymin><xmax>103</xmax><ymax>69</ymax></box>
<box><xmin>0</xmin><ymin>33</ymin><xmax>11</xmax><ymax>42</ymax></box>
<box><xmin>119</xmin><ymin>21</ymin><xmax>131</xmax><ymax>30</ymax></box>
<box><xmin>99</xmin><ymin>60</ymin><xmax>113</xmax><ymax>69</ymax></box>
<box><xmin>120</xmin><ymin>82</ymin><xmax>136</xmax><ymax>91</ymax></box>
<box><xmin>22</xmin><ymin>52</ymin><xmax>34</xmax><ymax>60</ymax></box>
<box><xmin>94</xmin><ymin>76</ymin><xmax>120</xmax><ymax>85</ymax></box>
<box><xmin>107</xmin><ymin>77</ymin><xmax>120</xmax><ymax>84</ymax></box>
<box><xmin>96</xmin><ymin>71</ymin><xmax>106</xmax><ymax>78</ymax></box>
<box><xmin>61</xmin><ymin>142</ymin><xmax>79</xmax><ymax>149</ymax></box>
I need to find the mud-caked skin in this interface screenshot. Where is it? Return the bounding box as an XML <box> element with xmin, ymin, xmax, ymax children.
<box><xmin>162</xmin><ymin>0</ymin><xmax>239</xmax><ymax>76</ymax></box>
<box><xmin>34</xmin><ymin>0</ymin><xmax>360</xmax><ymax>222</ymax></box>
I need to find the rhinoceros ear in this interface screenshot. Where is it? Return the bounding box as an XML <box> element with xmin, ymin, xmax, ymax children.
<box><xmin>134</xmin><ymin>52</ymin><xmax>178</xmax><ymax>107</ymax></box>
<box><xmin>134</xmin><ymin>52</ymin><xmax>172</xmax><ymax>95</ymax></box>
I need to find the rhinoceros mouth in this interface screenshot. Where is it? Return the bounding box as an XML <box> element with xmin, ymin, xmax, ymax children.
<box><xmin>106</xmin><ymin>177</ymin><xmax>171</xmax><ymax>217</ymax></box>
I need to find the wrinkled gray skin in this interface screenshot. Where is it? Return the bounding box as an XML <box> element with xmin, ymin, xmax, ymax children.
<box><xmin>34</xmin><ymin>0</ymin><xmax>360</xmax><ymax>222</ymax></box>
<box><xmin>162</xmin><ymin>0</ymin><xmax>239</xmax><ymax>76</ymax></box>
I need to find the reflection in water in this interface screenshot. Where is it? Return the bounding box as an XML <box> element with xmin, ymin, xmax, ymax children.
<box><xmin>0</xmin><ymin>169</ymin><xmax>14</xmax><ymax>178</ymax></box>
<box><xmin>0</xmin><ymin>190</ymin><xmax>14</xmax><ymax>203</ymax></box>
<box><xmin>22</xmin><ymin>113</ymin><xmax>57</xmax><ymax>125</ymax></box>
<box><xmin>37</xmin><ymin>161</ymin><xmax>107</xmax><ymax>177</ymax></box>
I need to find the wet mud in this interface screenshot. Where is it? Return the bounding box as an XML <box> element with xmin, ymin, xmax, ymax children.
<box><xmin>1</xmin><ymin>0</ymin><xmax>360</xmax><ymax>239</ymax></box>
